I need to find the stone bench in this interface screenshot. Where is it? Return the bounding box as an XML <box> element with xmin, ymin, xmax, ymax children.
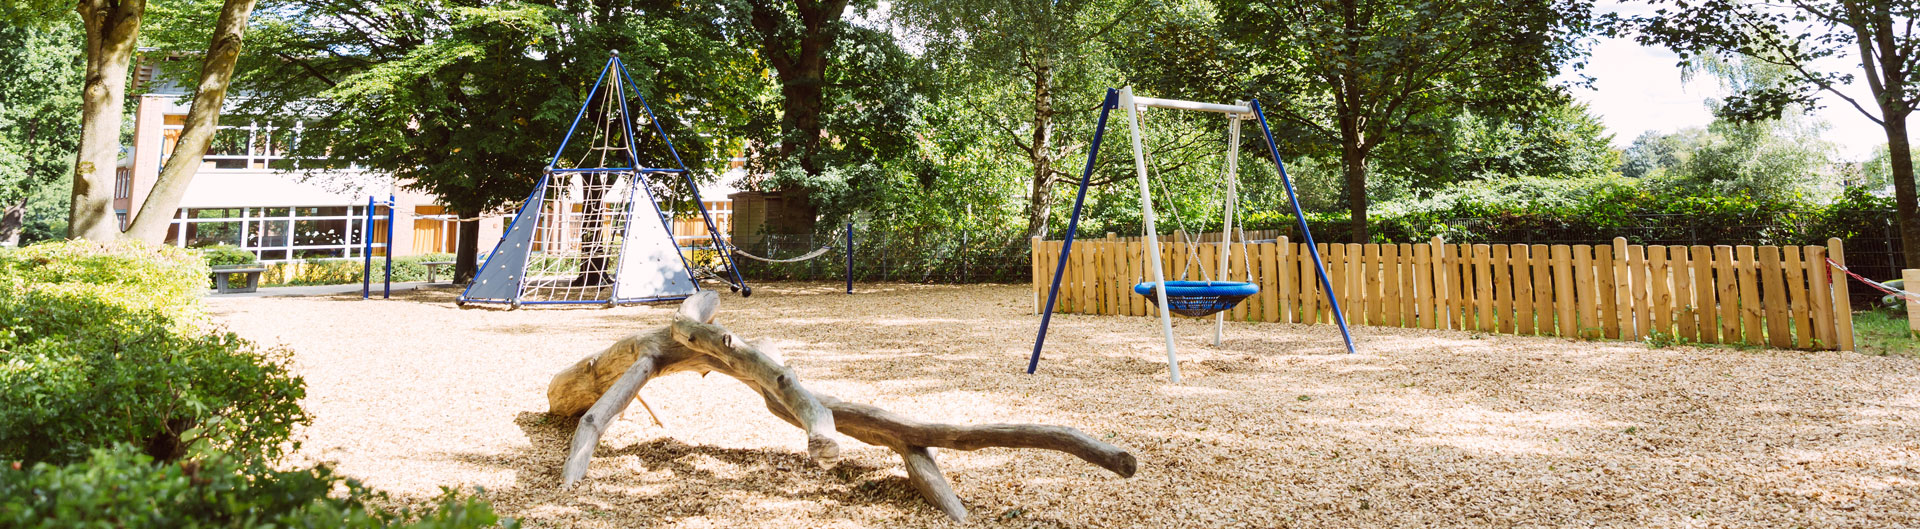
<box><xmin>422</xmin><ymin>260</ymin><xmax>455</xmax><ymax>283</ymax></box>
<box><xmin>211</xmin><ymin>266</ymin><xmax>268</xmax><ymax>294</ymax></box>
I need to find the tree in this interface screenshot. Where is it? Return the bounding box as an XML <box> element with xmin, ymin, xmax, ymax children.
<box><xmin>894</xmin><ymin>0</ymin><xmax>1142</xmax><ymax>238</ymax></box>
<box><xmin>1612</xmin><ymin>0</ymin><xmax>1920</xmax><ymax>267</ymax></box>
<box><xmin>227</xmin><ymin>0</ymin><xmax>761</xmax><ymax>284</ymax></box>
<box><xmin>736</xmin><ymin>0</ymin><xmax>856</xmax><ymax>181</ymax></box>
<box><xmin>2</xmin><ymin>0</ymin><xmax>261</xmax><ymax>243</ymax></box>
<box><xmin>1619</xmin><ymin>113</ymin><xmax>1840</xmax><ymax>202</ymax></box>
<box><xmin>1219</xmin><ymin>0</ymin><xmax>1591</xmax><ymax>242</ymax></box>
<box><xmin>0</xmin><ymin>20</ymin><xmax>83</xmax><ymax>245</ymax></box>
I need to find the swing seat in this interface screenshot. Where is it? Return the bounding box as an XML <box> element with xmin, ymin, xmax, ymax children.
<box><xmin>1133</xmin><ymin>281</ymin><xmax>1260</xmax><ymax>318</ymax></box>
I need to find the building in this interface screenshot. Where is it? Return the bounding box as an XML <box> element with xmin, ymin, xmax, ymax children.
<box><xmin>117</xmin><ymin>66</ymin><xmax>737</xmax><ymax>264</ymax></box>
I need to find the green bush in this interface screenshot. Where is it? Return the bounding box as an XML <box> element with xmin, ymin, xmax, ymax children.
<box><xmin>0</xmin><ymin>240</ymin><xmax>209</xmax><ymax>323</ymax></box>
<box><xmin>197</xmin><ymin>244</ymin><xmax>259</xmax><ymax>267</ymax></box>
<box><xmin>267</xmin><ymin>253</ymin><xmax>456</xmax><ymax>286</ymax></box>
<box><xmin>0</xmin><ymin>445</ymin><xmax>515</xmax><ymax>528</ymax></box>
<box><xmin>0</xmin><ymin>241</ymin><xmax>306</xmax><ymax>465</ymax></box>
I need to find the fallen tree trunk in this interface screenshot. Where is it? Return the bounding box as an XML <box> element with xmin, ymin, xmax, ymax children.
<box><xmin>548</xmin><ymin>291</ymin><xmax>1136</xmax><ymax>521</ymax></box>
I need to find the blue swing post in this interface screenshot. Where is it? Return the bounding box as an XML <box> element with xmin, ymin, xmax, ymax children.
<box><xmin>383</xmin><ymin>194</ymin><xmax>394</xmax><ymax>299</ymax></box>
<box><xmin>1249</xmin><ymin>99</ymin><xmax>1357</xmax><ymax>355</ymax></box>
<box><xmin>362</xmin><ymin>195</ymin><xmax>374</xmax><ymax>299</ymax></box>
<box><xmin>852</xmin><ymin>220</ymin><xmax>860</xmax><ymax>293</ymax></box>
<box><xmin>1028</xmin><ymin>88</ymin><xmax>1119</xmax><ymax>375</ymax></box>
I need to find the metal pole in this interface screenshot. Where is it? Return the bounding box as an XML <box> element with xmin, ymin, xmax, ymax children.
<box><xmin>1124</xmin><ymin>88</ymin><xmax>1183</xmax><ymax>383</ymax></box>
<box><xmin>1029</xmin><ymin>88</ymin><xmax>1119</xmax><ymax>375</ymax></box>
<box><xmin>1215</xmin><ymin>111</ymin><xmax>1243</xmax><ymax>347</ymax></box>
<box><xmin>363</xmin><ymin>195</ymin><xmax>373</xmax><ymax>300</ymax></box>
<box><xmin>852</xmin><ymin>222</ymin><xmax>860</xmax><ymax>295</ymax></box>
<box><xmin>384</xmin><ymin>194</ymin><xmax>395</xmax><ymax>299</ymax></box>
<box><xmin>1251</xmin><ymin>99</ymin><xmax>1357</xmax><ymax>355</ymax></box>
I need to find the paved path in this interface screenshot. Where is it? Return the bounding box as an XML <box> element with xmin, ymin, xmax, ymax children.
<box><xmin>207</xmin><ymin>281</ymin><xmax>459</xmax><ymax>299</ymax></box>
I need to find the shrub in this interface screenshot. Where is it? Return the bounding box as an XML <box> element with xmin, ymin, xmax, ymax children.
<box><xmin>265</xmin><ymin>253</ymin><xmax>457</xmax><ymax>286</ymax></box>
<box><xmin>0</xmin><ymin>241</ymin><xmax>307</xmax><ymax>465</ymax></box>
<box><xmin>0</xmin><ymin>239</ymin><xmax>209</xmax><ymax>323</ymax></box>
<box><xmin>197</xmin><ymin>244</ymin><xmax>259</xmax><ymax>267</ymax></box>
<box><xmin>0</xmin><ymin>445</ymin><xmax>515</xmax><ymax>528</ymax></box>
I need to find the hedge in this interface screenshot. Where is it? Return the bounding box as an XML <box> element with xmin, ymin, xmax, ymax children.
<box><xmin>0</xmin><ymin>446</ymin><xmax>512</xmax><ymax>529</ymax></box>
<box><xmin>0</xmin><ymin>241</ymin><xmax>306</xmax><ymax>465</ymax></box>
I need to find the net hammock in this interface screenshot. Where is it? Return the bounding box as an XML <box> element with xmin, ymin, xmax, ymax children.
<box><xmin>1131</xmin><ymin>108</ymin><xmax>1258</xmax><ymax>318</ymax></box>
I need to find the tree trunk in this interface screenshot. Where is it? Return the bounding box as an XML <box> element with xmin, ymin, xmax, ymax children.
<box><xmin>454</xmin><ymin>211</ymin><xmax>482</xmax><ymax>284</ymax></box>
<box><xmin>67</xmin><ymin>0</ymin><xmax>145</xmax><ymax>241</ymax></box>
<box><xmin>122</xmin><ymin>0</ymin><xmax>260</xmax><ymax>243</ymax></box>
<box><xmin>749</xmin><ymin>0</ymin><xmax>851</xmax><ymax>179</ymax></box>
<box><xmin>548</xmin><ymin>292</ymin><xmax>1137</xmax><ymax>522</ymax></box>
<box><xmin>1337</xmin><ymin>116</ymin><xmax>1370</xmax><ymax>243</ymax></box>
<box><xmin>1024</xmin><ymin>55</ymin><xmax>1056</xmax><ymax>239</ymax></box>
<box><xmin>0</xmin><ymin>197</ymin><xmax>25</xmax><ymax>246</ymax></box>
<box><xmin>1885</xmin><ymin>112</ymin><xmax>1919</xmax><ymax>268</ymax></box>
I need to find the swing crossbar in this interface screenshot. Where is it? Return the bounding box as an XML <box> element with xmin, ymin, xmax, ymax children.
<box><xmin>1131</xmin><ymin>96</ymin><xmax>1251</xmax><ymax>115</ymax></box>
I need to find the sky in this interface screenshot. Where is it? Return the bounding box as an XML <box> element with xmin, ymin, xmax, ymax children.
<box><xmin>1567</xmin><ymin>3</ymin><xmax>1888</xmax><ymax>159</ymax></box>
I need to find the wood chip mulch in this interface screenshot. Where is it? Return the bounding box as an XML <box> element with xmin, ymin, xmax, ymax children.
<box><xmin>206</xmin><ymin>282</ymin><xmax>1920</xmax><ymax>528</ymax></box>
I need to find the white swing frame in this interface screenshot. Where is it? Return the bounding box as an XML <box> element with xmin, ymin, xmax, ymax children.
<box><xmin>1121</xmin><ymin>87</ymin><xmax>1255</xmax><ymax>384</ymax></box>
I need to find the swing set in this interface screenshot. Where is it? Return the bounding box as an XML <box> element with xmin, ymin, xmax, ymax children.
<box><xmin>1028</xmin><ymin>88</ymin><xmax>1357</xmax><ymax>382</ymax></box>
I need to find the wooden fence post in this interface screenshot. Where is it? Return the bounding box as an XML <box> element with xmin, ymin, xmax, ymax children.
<box><xmin>1906</xmin><ymin>269</ymin><xmax>1920</xmax><ymax>339</ymax></box>
<box><xmin>1032</xmin><ymin>236</ymin><xmax>1042</xmax><ymax>314</ymax></box>
<box><xmin>1827</xmin><ymin>238</ymin><xmax>1856</xmax><ymax>351</ymax></box>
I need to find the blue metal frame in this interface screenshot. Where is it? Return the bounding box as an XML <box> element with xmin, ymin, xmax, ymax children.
<box><xmin>1250</xmin><ymin>99</ymin><xmax>1356</xmax><ymax>354</ymax></box>
<box><xmin>465</xmin><ymin>53</ymin><xmax>734</xmax><ymax>308</ymax></box>
<box><xmin>383</xmin><ymin>194</ymin><xmax>394</xmax><ymax>298</ymax></box>
<box><xmin>462</xmin><ymin>294</ymin><xmax>691</xmax><ymax>306</ymax></box>
<box><xmin>613</xmin><ymin>56</ymin><xmax>747</xmax><ymax>294</ymax></box>
<box><xmin>852</xmin><ymin>222</ymin><xmax>860</xmax><ymax>293</ymax></box>
<box><xmin>546</xmin><ymin>57</ymin><xmax>616</xmax><ymax>171</ymax></box>
<box><xmin>361</xmin><ymin>195</ymin><xmax>395</xmax><ymax>300</ymax></box>
<box><xmin>1028</xmin><ymin>88</ymin><xmax>1119</xmax><ymax>374</ymax></box>
<box><xmin>362</xmin><ymin>195</ymin><xmax>374</xmax><ymax>298</ymax></box>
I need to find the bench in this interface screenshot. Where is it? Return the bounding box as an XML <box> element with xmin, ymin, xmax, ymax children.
<box><xmin>422</xmin><ymin>260</ymin><xmax>455</xmax><ymax>283</ymax></box>
<box><xmin>210</xmin><ymin>266</ymin><xmax>268</xmax><ymax>294</ymax></box>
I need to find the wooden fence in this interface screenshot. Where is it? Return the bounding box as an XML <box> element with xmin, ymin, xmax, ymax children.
<box><xmin>1030</xmin><ymin>235</ymin><xmax>1858</xmax><ymax>351</ymax></box>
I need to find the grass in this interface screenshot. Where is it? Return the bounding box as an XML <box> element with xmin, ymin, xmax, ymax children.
<box><xmin>1853</xmin><ymin>308</ymin><xmax>1920</xmax><ymax>357</ymax></box>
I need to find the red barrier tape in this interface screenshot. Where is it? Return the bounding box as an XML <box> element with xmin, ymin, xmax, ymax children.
<box><xmin>1827</xmin><ymin>258</ymin><xmax>1920</xmax><ymax>304</ymax></box>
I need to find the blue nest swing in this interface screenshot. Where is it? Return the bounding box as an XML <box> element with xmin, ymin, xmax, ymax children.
<box><xmin>1133</xmin><ymin>280</ymin><xmax>1260</xmax><ymax>318</ymax></box>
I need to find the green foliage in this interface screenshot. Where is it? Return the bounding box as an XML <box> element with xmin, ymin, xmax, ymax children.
<box><xmin>0</xmin><ymin>17</ymin><xmax>83</xmax><ymax>232</ymax></box>
<box><xmin>0</xmin><ymin>241</ymin><xmax>307</xmax><ymax>465</ymax></box>
<box><xmin>1217</xmin><ymin>0</ymin><xmax>1593</xmax><ymax>238</ymax></box>
<box><xmin>0</xmin><ymin>445</ymin><xmax>515</xmax><ymax>528</ymax></box>
<box><xmin>1350</xmin><ymin>176</ymin><xmax>1895</xmax><ymax>246</ymax></box>
<box><xmin>264</xmin><ymin>253</ymin><xmax>456</xmax><ymax>286</ymax></box>
<box><xmin>198</xmin><ymin>244</ymin><xmax>259</xmax><ymax>267</ymax></box>
<box><xmin>1626</xmin><ymin>113</ymin><xmax>1839</xmax><ymax>202</ymax></box>
<box><xmin>0</xmin><ymin>240</ymin><xmax>211</xmax><ymax>322</ymax></box>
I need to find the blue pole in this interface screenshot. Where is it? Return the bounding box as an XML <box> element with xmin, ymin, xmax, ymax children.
<box><xmin>1028</xmin><ymin>88</ymin><xmax>1119</xmax><ymax>374</ymax></box>
<box><xmin>613</xmin><ymin>56</ymin><xmax>747</xmax><ymax>294</ymax></box>
<box><xmin>362</xmin><ymin>195</ymin><xmax>373</xmax><ymax>300</ymax></box>
<box><xmin>1250</xmin><ymin>99</ymin><xmax>1357</xmax><ymax>354</ymax></box>
<box><xmin>852</xmin><ymin>223</ymin><xmax>860</xmax><ymax>295</ymax></box>
<box><xmin>384</xmin><ymin>194</ymin><xmax>394</xmax><ymax>299</ymax></box>
<box><xmin>546</xmin><ymin>57</ymin><xmax>616</xmax><ymax>169</ymax></box>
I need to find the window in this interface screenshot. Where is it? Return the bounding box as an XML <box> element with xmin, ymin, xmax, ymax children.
<box><xmin>156</xmin><ymin>119</ymin><xmax>348</xmax><ymax>172</ymax></box>
<box><xmin>169</xmin><ymin>204</ymin><xmax>388</xmax><ymax>262</ymax></box>
<box><xmin>114</xmin><ymin>168</ymin><xmax>131</xmax><ymax>199</ymax></box>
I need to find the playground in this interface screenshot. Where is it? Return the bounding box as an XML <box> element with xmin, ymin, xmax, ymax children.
<box><xmin>208</xmin><ymin>283</ymin><xmax>1920</xmax><ymax>528</ymax></box>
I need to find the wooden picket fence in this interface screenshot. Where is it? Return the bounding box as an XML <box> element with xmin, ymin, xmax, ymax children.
<box><xmin>1030</xmin><ymin>235</ymin><xmax>1858</xmax><ymax>351</ymax></box>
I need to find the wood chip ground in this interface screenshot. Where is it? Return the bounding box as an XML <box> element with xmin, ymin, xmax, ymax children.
<box><xmin>206</xmin><ymin>283</ymin><xmax>1920</xmax><ymax>528</ymax></box>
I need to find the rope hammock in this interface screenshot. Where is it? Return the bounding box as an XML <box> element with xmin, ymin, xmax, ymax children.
<box><xmin>731</xmin><ymin>245</ymin><xmax>834</xmax><ymax>263</ymax></box>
